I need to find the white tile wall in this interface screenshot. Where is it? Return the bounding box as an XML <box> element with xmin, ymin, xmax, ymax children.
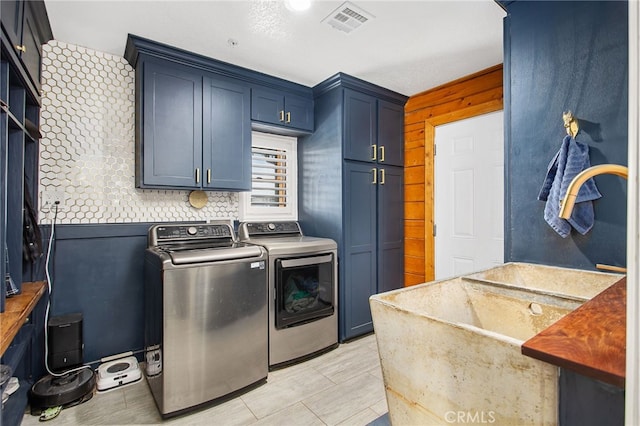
<box><xmin>39</xmin><ymin>40</ymin><xmax>239</xmax><ymax>224</ymax></box>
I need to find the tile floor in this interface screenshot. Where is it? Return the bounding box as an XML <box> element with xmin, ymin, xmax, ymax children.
<box><xmin>22</xmin><ymin>334</ymin><xmax>390</xmax><ymax>426</ymax></box>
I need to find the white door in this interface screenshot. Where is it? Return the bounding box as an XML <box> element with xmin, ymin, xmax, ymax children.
<box><xmin>434</xmin><ymin>111</ymin><xmax>504</xmax><ymax>279</ymax></box>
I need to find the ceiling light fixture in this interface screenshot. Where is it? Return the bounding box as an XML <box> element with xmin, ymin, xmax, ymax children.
<box><xmin>284</xmin><ymin>0</ymin><xmax>311</xmax><ymax>12</ymax></box>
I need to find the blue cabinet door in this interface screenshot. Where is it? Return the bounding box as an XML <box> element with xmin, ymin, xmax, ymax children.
<box><xmin>202</xmin><ymin>76</ymin><xmax>251</xmax><ymax>191</ymax></box>
<box><xmin>344</xmin><ymin>88</ymin><xmax>376</xmax><ymax>163</ymax></box>
<box><xmin>20</xmin><ymin>2</ymin><xmax>45</xmax><ymax>90</ymax></box>
<box><xmin>377</xmin><ymin>165</ymin><xmax>404</xmax><ymax>293</ymax></box>
<box><xmin>1</xmin><ymin>0</ymin><xmax>51</xmax><ymax>94</ymax></box>
<box><xmin>1</xmin><ymin>1</ymin><xmax>23</xmax><ymax>54</ymax></box>
<box><xmin>141</xmin><ymin>59</ymin><xmax>202</xmax><ymax>188</ymax></box>
<box><xmin>284</xmin><ymin>93</ymin><xmax>313</xmax><ymax>131</ymax></box>
<box><xmin>342</xmin><ymin>161</ymin><xmax>378</xmax><ymax>340</ymax></box>
<box><xmin>377</xmin><ymin>100</ymin><xmax>404</xmax><ymax>167</ymax></box>
<box><xmin>6</xmin><ymin>126</ymin><xmax>25</xmax><ymax>293</ymax></box>
<box><xmin>344</xmin><ymin>92</ymin><xmax>404</xmax><ymax>166</ymax></box>
<box><xmin>251</xmin><ymin>87</ymin><xmax>313</xmax><ymax>132</ymax></box>
<box><xmin>251</xmin><ymin>87</ymin><xmax>284</xmax><ymax>125</ymax></box>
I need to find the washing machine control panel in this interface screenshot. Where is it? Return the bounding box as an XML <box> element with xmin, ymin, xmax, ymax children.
<box><xmin>155</xmin><ymin>224</ymin><xmax>233</xmax><ymax>241</ymax></box>
<box><xmin>242</xmin><ymin>221</ymin><xmax>301</xmax><ymax>236</ymax></box>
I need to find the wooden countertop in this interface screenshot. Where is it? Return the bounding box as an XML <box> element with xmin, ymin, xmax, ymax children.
<box><xmin>0</xmin><ymin>281</ymin><xmax>47</xmax><ymax>356</ymax></box>
<box><xmin>522</xmin><ymin>277</ymin><xmax>626</xmax><ymax>388</ymax></box>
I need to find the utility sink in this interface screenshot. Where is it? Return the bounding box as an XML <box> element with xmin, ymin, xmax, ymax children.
<box><xmin>370</xmin><ymin>263</ymin><xmax>622</xmax><ymax>425</ymax></box>
<box><xmin>464</xmin><ymin>262</ymin><xmax>623</xmax><ymax>302</ymax></box>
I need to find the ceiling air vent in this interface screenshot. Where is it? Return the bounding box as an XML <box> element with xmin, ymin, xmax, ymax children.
<box><xmin>322</xmin><ymin>2</ymin><xmax>374</xmax><ymax>34</ymax></box>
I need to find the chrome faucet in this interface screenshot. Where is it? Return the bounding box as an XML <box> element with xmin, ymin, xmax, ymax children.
<box><xmin>559</xmin><ymin>164</ymin><xmax>628</xmax><ymax>219</ymax></box>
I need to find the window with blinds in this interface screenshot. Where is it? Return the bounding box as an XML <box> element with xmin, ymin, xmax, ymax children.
<box><xmin>239</xmin><ymin>132</ymin><xmax>297</xmax><ymax>220</ymax></box>
<box><xmin>251</xmin><ymin>146</ymin><xmax>289</xmax><ymax>207</ymax></box>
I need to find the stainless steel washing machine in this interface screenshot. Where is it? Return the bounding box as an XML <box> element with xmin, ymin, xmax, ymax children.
<box><xmin>238</xmin><ymin>221</ymin><xmax>338</xmax><ymax>369</ymax></box>
<box><xmin>144</xmin><ymin>222</ymin><xmax>267</xmax><ymax>417</ymax></box>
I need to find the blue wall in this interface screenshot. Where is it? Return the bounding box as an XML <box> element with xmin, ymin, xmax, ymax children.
<box><xmin>504</xmin><ymin>0</ymin><xmax>628</xmax><ymax>269</ymax></box>
<box><xmin>502</xmin><ymin>1</ymin><xmax>627</xmax><ymax>424</ymax></box>
<box><xmin>38</xmin><ymin>223</ymin><xmax>150</xmax><ymax>363</ymax></box>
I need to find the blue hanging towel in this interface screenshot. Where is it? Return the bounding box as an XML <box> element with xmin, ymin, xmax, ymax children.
<box><xmin>538</xmin><ymin>135</ymin><xmax>602</xmax><ymax>238</ymax></box>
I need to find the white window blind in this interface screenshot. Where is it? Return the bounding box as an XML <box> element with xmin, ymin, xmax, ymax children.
<box><xmin>239</xmin><ymin>132</ymin><xmax>297</xmax><ymax>220</ymax></box>
<box><xmin>251</xmin><ymin>146</ymin><xmax>290</xmax><ymax>207</ymax></box>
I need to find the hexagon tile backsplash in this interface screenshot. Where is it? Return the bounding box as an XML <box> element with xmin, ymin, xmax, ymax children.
<box><xmin>39</xmin><ymin>40</ymin><xmax>238</xmax><ymax>224</ymax></box>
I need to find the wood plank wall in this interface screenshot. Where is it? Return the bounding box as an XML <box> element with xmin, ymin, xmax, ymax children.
<box><xmin>403</xmin><ymin>64</ymin><xmax>504</xmax><ymax>286</ymax></box>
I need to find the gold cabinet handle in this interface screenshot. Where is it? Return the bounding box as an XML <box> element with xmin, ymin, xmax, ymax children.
<box><xmin>285</xmin><ymin>112</ymin><xmax>291</xmax><ymax>123</ymax></box>
<box><xmin>195</xmin><ymin>168</ymin><xmax>200</xmax><ymax>183</ymax></box>
<box><xmin>371</xmin><ymin>144</ymin><xmax>377</xmax><ymax>161</ymax></box>
<box><xmin>372</xmin><ymin>168</ymin><xmax>377</xmax><ymax>184</ymax></box>
<box><xmin>380</xmin><ymin>168</ymin><xmax>385</xmax><ymax>185</ymax></box>
<box><xmin>279</xmin><ymin>110</ymin><xmax>285</xmax><ymax>122</ymax></box>
<box><xmin>379</xmin><ymin>145</ymin><xmax>385</xmax><ymax>162</ymax></box>
<box><xmin>15</xmin><ymin>45</ymin><xmax>26</xmax><ymax>52</ymax></box>
<box><xmin>207</xmin><ymin>169</ymin><xmax>211</xmax><ymax>184</ymax></box>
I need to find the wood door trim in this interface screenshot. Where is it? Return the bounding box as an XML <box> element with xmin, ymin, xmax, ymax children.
<box><xmin>403</xmin><ymin>64</ymin><xmax>503</xmax><ymax>286</ymax></box>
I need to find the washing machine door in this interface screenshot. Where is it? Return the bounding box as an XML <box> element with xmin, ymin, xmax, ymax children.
<box><xmin>274</xmin><ymin>253</ymin><xmax>335</xmax><ymax>329</ymax></box>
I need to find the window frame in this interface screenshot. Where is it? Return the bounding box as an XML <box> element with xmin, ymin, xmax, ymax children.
<box><xmin>239</xmin><ymin>131</ymin><xmax>298</xmax><ymax>221</ymax></box>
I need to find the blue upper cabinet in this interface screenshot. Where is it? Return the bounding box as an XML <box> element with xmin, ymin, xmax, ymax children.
<box><xmin>125</xmin><ymin>34</ymin><xmax>314</xmax><ymax>191</ymax></box>
<box><xmin>1</xmin><ymin>1</ymin><xmax>23</xmax><ymax>45</ymax></box>
<box><xmin>140</xmin><ymin>58</ymin><xmax>203</xmax><ymax>188</ymax></box>
<box><xmin>344</xmin><ymin>89</ymin><xmax>404</xmax><ymax>166</ymax></box>
<box><xmin>203</xmin><ymin>76</ymin><xmax>251</xmax><ymax>191</ymax></box>
<box><xmin>20</xmin><ymin>2</ymin><xmax>46</xmax><ymax>91</ymax></box>
<box><xmin>377</xmin><ymin>100</ymin><xmax>404</xmax><ymax>167</ymax></box>
<box><xmin>137</xmin><ymin>58</ymin><xmax>251</xmax><ymax>191</ymax></box>
<box><xmin>0</xmin><ymin>0</ymin><xmax>52</xmax><ymax>98</ymax></box>
<box><xmin>344</xmin><ymin>89</ymin><xmax>376</xmax><ymax>162</ymax></box>
<box><xmin>251</xmin><ymin>87</ymin><xmax>314</xmax><ymax>133</ymax></box>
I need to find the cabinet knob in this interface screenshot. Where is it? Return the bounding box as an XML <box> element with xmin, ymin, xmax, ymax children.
<box><xmin>195</xmin><ymin>168</ymin><xmax>200</xmax><ymax>184</ymax></box>
<box><xmin>15</xmin><ymin>45</ymin><xmax>26</xmax><ymax>53</ymax></box>
<box><xmin>379</xmin><ymin>168</ymin><xmax>386</xmax><ymax>185</ymax></box>
<box><xmin>207</xmin><ymin>169</ymin><xmax>211</xmax><ymax>184</ymax></box>
<box><xmin>371</xmin><ymin>167</ymin><xmax>377</xmax><ymax>184</ymax></box>
<box><xmin>285</xmin><ymin>112</ymin><xmax>291</xmax><ymax>123</ymax></box>
<box><xmin>371</xmin><ymin>144</ymin><xmax>377</xmax><ymax>161</ymax></box>
<box><xmin>379</xmin><ymin>145</ymin><xmax>385</xmax><ymax>162</ymax></box>
<box><xmin>279</xmin><ymin>110</ymin><xmax>285</xmax><ymax>122</ymax></box>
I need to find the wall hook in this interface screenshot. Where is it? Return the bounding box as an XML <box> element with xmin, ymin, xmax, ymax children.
<box><xmin>562</xmin><ymin>111</ymin><xmax>579</xmax><ymax>138</ymax></box>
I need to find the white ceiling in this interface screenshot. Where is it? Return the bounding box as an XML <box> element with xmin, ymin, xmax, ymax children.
<box><xmin>43</xmin><ymin>0</ymin><xmax>506</xmax><ymax>97</ymax></box>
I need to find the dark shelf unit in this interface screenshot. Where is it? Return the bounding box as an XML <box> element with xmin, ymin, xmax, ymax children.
<box><xmin>1</xmin><ymin>1</ymin><xmax>52</xmax><ymax>423</ymax></box>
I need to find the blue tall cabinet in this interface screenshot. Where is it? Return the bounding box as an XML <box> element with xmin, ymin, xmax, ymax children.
<box><xmin>299</xmin><ymin>73</ymin><xmax>407</xmax><ymax>341</ymax></box>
